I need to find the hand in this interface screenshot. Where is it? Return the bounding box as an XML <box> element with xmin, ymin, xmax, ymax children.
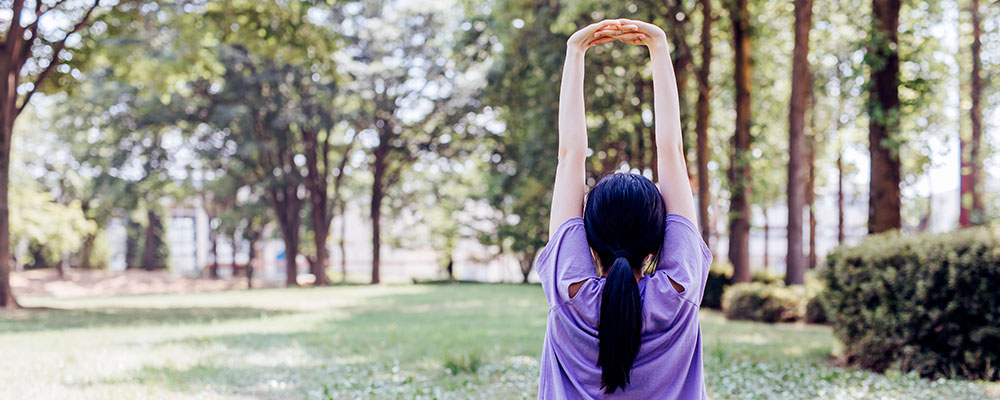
<box><xmin>594</xmin><ymin>19</ymin><xmax>666</xmax><ymax>48</ymax></box>
<box><xmin>566</xmin><ymin>19</ymin><xmax>626</xmax><ymax>52</ymax></box>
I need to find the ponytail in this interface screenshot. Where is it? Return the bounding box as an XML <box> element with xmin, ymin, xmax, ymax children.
<box><xmin>598</xmin><ymin>253</ymin><xmax>642</xmax><ymax>394</ymax></box>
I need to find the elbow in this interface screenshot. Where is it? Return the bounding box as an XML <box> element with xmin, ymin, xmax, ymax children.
<box><xmin>558</xmin><ymin>147</ymin><xmax>587</xmax><ymax>164</ymax></box>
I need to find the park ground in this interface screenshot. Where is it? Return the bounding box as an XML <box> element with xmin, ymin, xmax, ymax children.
<box><xmin>2</xmin><ymin>284</ymin><xmax>998</xmax><ymax>400</ymax></box>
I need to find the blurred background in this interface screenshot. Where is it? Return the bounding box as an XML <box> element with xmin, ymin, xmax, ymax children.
<box><xmin>1</xmin><ymin>0</ymin><xmax>998</xmax><ymax>295</ymax></box>
<box><xmin>2</xmin><ymin>0</ymin><xmax>999</xmax><ymax>398</ymax></box>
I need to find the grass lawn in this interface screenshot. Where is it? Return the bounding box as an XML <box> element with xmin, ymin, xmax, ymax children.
<box><xmin>3</xmin><ymin>284</ymin><xmax>997</xmax><ymax>399</ymax></box>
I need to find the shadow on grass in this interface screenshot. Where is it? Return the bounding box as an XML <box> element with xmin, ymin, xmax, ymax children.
<box><xmin>0</xmin><ymin>306</ymin><xmax>294</xmax><ymax>333</ymax></box>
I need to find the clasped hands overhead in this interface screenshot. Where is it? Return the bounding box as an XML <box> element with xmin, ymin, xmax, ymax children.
<box><xmin>566</xmin><ymin>19</ymin><xmax>667</xmax><ymax>52</ymax></box>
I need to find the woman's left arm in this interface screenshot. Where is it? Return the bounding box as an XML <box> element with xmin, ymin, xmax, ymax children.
<box><xmin>549</xmin><ymin>20</ymin><xmax>624</xmax><ymax>238</ymax></box>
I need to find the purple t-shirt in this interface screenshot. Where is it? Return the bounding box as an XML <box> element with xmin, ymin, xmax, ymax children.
<box><xmin>536</xmin><ymin>214</ymin><xmax>713</xmax><ymax>399</ymax></box>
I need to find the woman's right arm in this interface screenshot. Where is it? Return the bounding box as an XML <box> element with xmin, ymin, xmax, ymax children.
<box><xmin>615</xmin><ymin>19</ymin><xmax>699</xmax><ymax>227</ymax></box>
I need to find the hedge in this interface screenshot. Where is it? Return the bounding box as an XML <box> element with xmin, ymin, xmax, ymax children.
<box><xmin>702</xmin><ymin>262</ymin><xmax>784</xmax><ymax>309</ymax></box>
<box><xmin>821</xmin><ymin>226</ymin><xmax>1000</xmax><ymax>381</ymax></box>
<box><xmin>722</xmin><ymin>282</ymin><xmax>807</xmax><ymax>323</ymax></box>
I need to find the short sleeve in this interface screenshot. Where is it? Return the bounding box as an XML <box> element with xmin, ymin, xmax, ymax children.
<box><xmin>654</xmin><ymin>214</ymin><xmax>713</xmax><ymax>305</ymax></box>
<box><xmin>534</xmin><ymin>217</ymin><xmax>597</xmax><ymax>307</ymax></box>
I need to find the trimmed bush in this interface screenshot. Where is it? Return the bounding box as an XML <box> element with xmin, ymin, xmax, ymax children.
<box><xmin>702</xmin><ymin>263</ymin><xmax>786</xmax><ymax>309</ymax></box>
<box><xmin>822</xmin><ymin>226</ymin><xmax>1000</xmax><ymax>381</ymax></box>
<box><xmin>722</xmin><ymin>282</ymin><xmax>807</xmax><ymax>323</ymax></box>
<box><xmin>804</xmin><ymin>295</ymin><xmax>827</xmax><ymax>324</ymax></box>
<box><xmin>702</xmin><ymin>263</ymin><xmax>733</xmax><ymax>309</ymax></box>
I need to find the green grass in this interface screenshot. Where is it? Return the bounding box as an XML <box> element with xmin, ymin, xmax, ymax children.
<box><xmin>2</xmin><ymin>284</ymin><xmax>997</xmax><ymax>399</ymax></box>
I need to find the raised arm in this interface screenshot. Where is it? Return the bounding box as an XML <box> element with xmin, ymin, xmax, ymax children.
<box><xmin>614</xmin><ymin>19</ymin><xmax>699</xmax><ymax>227</ymax></box>
<box><xmin>548</xmin><ymin>20</ymin><xmax>624</xmax><ymax>238</ymax></box>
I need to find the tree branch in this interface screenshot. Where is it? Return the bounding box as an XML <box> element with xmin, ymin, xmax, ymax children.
<box><xmin>17</xmin><ymin>0</ymin><xmax>101</xmax><ymax>115</ymax></box>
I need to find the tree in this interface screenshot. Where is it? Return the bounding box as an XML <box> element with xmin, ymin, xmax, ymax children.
<box><xmin>340</xmin><ymin>2</ymin><xmax>478</xmax><ymax>284</ymax></box>
<box><xmin>867</xmin><ymin>0</ymin><xmax>902</xmax><ymax>234</ymax></box>
<box><xmin>0</xmin><ymin>0</ymin><xmax>108</xmax><ymax>307</ymax></box>
<box><xmin>728</xmin><ymin>0</ymin><xmax>752</xmax><ymax>283</ymax></box>
<box><xmin>695</xmin><ymin>0</ymin><xmax>713</xmax><ymax>245</ymax></box>
<box><xmin>785</xmin><ymin>0</ymin><xmax>813</xmax><ymax>286</ymax></box>
<box><xmin>959</xmin><ymin>0</ymin><xmax>985</xmax><ymax>227</ymax></box>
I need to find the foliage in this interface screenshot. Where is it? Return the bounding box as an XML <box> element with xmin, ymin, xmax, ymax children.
<box><xmin>702</xmin><ymin>262</ymin><xmax>785</xmax><ymax>309</ymax></box>
<box><xmin>8</xmin><ymin>172</ymin><xmax>96</xmax><ymax>268</ymax></box>
<box><xmin>722</xmin><ymin>282</ymin><xmax>808</xmax><ymax>323</ymax></box>
<box><xmin>822</xmin><ymin>226</ymin><xmax>1000</xmax><ymax>381</ymax></box>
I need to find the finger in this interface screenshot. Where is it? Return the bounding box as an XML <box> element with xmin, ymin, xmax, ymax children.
<box><xmin>620</xmin><ymin>24</ymin><xmax>639</xmax><ymax>32</ymax></box>
<box><xmin>594</xmin><ymin>29</ymin><xmax>622</xmax><ymax>38</ymax></box>
<box><xmin>588</xmin><ymin>36</ymin><xmax>616</xmax><ymax>47</ymax></box>
<box><xmin>585</xmin><ymin>19</ymin><xmax>621</xmax><ymax>33</ymax></box>
<box><xmin>615</xmin><ymin>33</ymin><xmax>645</xmax><ymax>42</ymax></box>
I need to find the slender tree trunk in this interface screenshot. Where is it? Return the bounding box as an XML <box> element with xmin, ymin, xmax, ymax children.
<box><xmin>281</xmin><ymin>229</ymin><xmax>299</xmax><ymax>286</ymax></box>
<box><xmin>209</xmin><ymin>228</ymin><xmax>219</xmax><ymax>279</ymax></box>
<box><xmin>371</xmin><ymin>130</ymin><xmax>390</xmax><ymax>285</ymax></box>
<box><xmin>960</xmin><ymin>0</ymin><xmax>984</xmax><ymax>227</ymax></box>
<box><xmin>868</xmin><ymin>0</ymin><xmax>902</xmax><ymax>234</ymax></box>
<box><xmin>312</xmin><ymin>228</ymin><xmax>329</xmax><ymax>286</ymax></box>
<box><xmin>785</xmin><ymin>0</ymin><xmax>813</xmax><ymax>286</ymax></box>
<box><xmin>0</xmin><ymin>18</ymin><xmax>15</xmax><ymax>310</ymax></box>
<box><xmin>142</xmin><ymin>210</ymin><xmax>158</xmax><ymax>271</ymax></box>
<box><xmin>696</xmin><ymin>0</ymin><xmax>713</xmax><ymax>246</ymax></box>
<box><xmin>728</xmin><ymin>0</ymin><xmax>753</xmax><ymax>283</ymax></box>
<box><xmin>837</xmin><ymin>146</ymin><xmax>845</xmax><ymax>244</ymax></box>
<box><xmin>247</xmin><ymin>236</ymin><xmax>257</xmax><ymax>289</ymax></box>
<box><xmin>339</xmin><ymin>201</ymin><xmax>347</xmax><ymax>282</ymax></box>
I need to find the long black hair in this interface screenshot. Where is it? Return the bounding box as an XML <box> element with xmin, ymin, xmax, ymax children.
<box><xmin>583</xmin><ymin>172</ymin><xmax>667</xmax><ymax>394</ymax></box>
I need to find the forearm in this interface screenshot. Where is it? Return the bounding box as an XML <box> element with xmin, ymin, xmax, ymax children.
<box><xmin>648</xmin><ymin>43</ymin><xmax>683</xmax><ymax>152</ymax></box>
<box><xmin>558</xmin><ymin>48</ymin><xmax>589</xmax><ymax>160</ymax></box>
<box><xmin>649</xmin><ymin>39</ymin><xmax>698</xmax><ymax>222</ymax></box>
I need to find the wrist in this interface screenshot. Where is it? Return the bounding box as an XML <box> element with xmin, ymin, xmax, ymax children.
<box><xmin>566</xmin><ymin>45</ymin><xmax>587</xmax><ymax>58</ymax></box>
<box><xmin>646</xmin><ymin>36</ymin><xmax>670</xmax><ymax>54</ymax></box>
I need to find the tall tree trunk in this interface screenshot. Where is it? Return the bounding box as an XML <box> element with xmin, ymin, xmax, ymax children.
<box><xmin>142</xmin><ymin>210</ymin><xmax>158</xmax><ymax>271</ymax></box>
<box><xmin>303</xmin><ymin>129</ymin><xmax>330</xmax><ymax>286</ymax></box>
<box><xmin>868</xmin><ymin>0</ymin><xmax>902</xmax><ymax>234</ymax></box>
<box><xmin>785</xmin><ymin>0</ymin><xmax>813</xmax><ymax>286</ymax></box>
<box><xmin>728</xmin><ymin>0</ymin><xmax>753</xmax><ymax>283</ymax></box>
<box><xmin>371</xmin><ymin>130</ymin><xmax>390</xmax><ymax>285</ymax></box>
<box><xmin>270</xmin><ymin>185</ymin><xmax>303</xmax><ymax>287</ymax></box>
<box><xmin>837</xmin><ymin>145</ymin><xmax>845</xmax><ymax>244</ymax></box>
<box><xmin>960</xmin><ymin>0</ymin><xmax>984</xmax><ymax>227</ymax></box>
<box><xmin>1</xmin><ymin>37</ymin><xmax>18</xmax><ymax>306</ymax></box>
<box><xmin>696</xmin><ymin>0</ymin><xmax>713</xmax><ymax>246</ymax></box>
<box><xmin>0</xmin><ymin>0</ymin><xmax>100</xmax><ymax>308</ymax></box>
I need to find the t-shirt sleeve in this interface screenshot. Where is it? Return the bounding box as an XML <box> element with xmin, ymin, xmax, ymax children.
<box><xmin>654</xmin><ymin>214</ymin><xmax>713</xmax><ymax>305</ymax></box>
<box><xmin>534</xmin><ymin>217</ymin><xmax>597</xmax><ymax>307</ymax></box>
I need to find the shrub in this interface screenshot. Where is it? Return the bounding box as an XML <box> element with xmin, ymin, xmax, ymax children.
<box><xmin>702</xmin><ymin>263</ymin><xmax>785</xmax><ymax>309</ymax></box>
<box><xmin>702</xmin><ymin>263</ymin><xmax>733</xmax><ymax>309</ymax></box>
<box><xmin>804</xmin><ymin>295</ymin><xmax>827</xmax><ymax>324</ymax></box>
<box><xmin>722</xmin><ymin>282</ymin><xmax>806</xmax><ymax>323</ymax></box>
<box><xmin>822</xmin><ymin>226</ymin><xmax>1000</xmax><ymax>381</ymax></box>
